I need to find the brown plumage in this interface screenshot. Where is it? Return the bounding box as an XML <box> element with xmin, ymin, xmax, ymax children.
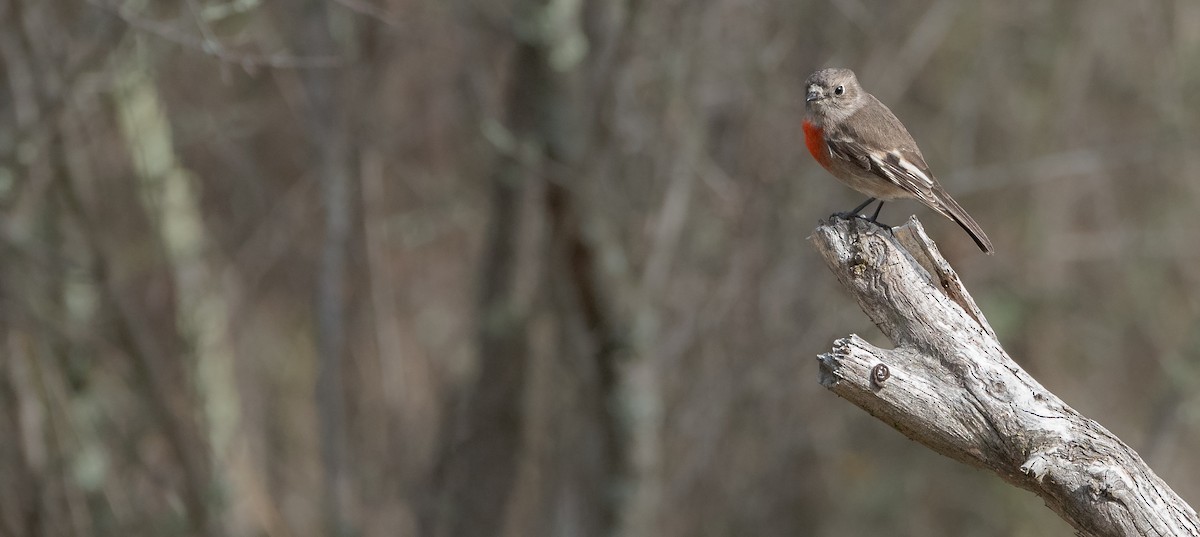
<box><xmin>803</xmin><ymin>67</ymin><xmax>993</xmax><ymax>254</ymax></box>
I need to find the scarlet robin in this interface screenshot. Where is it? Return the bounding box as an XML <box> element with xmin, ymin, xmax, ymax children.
<box><xmin>803</xmin><ymin>67</ymin><xmax>993</xmax><ymax>254</ymax></box>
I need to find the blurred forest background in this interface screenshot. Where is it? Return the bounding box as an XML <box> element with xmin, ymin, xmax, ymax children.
<box><xmin>2</xmin><ymin>0</ymin><xmax>1200</xmax><ymax>536</ymax></box>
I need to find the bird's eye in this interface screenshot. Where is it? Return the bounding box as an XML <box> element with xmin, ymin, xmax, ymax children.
<box><xmin>834</xmin><ymin>85</ymin><xmax>845</xmax><ymax>95</ymax></box>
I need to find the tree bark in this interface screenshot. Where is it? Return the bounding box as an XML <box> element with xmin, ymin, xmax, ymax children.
<box><xmin>292</xmin><ymin>2</ymin><xmax>352</xmax><ymax>536</ymax></box>
<box><xmin>811</xmin><ymin>216</ymin><xmax>1200</xmax><ymax>537</ymax></box>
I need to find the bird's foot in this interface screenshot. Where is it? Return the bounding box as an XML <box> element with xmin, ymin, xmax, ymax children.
<box><xmin>830</xmin><ymin>211</ymin><xmax>891</xmax><ymax>228</ymax></box>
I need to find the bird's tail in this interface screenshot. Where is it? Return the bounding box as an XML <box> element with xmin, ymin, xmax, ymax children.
<box><xmin>933</xmin><ymin>188</ymin><xmax>993</xmax><ymax>254</ymax></box>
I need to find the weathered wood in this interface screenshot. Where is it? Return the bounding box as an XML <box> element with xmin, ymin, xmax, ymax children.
<box><xmin>811</xmin><ymin>216</ymin><xmax>1199</xmax><ymax>537</ymax></box>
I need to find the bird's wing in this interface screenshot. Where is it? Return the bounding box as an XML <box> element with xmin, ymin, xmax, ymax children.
<box><xmin>823</xmin><ymin>96</ymin><xmax>942</xmax><ymax>205</ymax></box>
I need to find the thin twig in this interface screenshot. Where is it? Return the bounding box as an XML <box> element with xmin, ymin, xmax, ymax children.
<box><xmin>87</xmin><ymin>0</ymin><xmax>344</xmax><ymax>70</ymax></box>
<box><xmin>329</xmin><ymin>0</ymin><xmax>401</xmax><ymax>27</ymax></box>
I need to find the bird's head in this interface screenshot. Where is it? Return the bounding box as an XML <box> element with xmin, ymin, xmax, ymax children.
<box><xmin>805</xmin><ymin>67</ymin><xmax>864</xmax><ymax>124</ymax></box>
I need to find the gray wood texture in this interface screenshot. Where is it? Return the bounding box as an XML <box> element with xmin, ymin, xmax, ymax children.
<box><xmin>811</xmin><ymin>216</ymin><xmax>1199</xmax><ymax>537</ymax></box>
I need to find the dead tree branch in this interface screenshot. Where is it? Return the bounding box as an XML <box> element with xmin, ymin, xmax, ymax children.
<box><xmin>811</xmin><ymin>216</ymin><xmax>1199</xmax><ymax>537</ymax></box>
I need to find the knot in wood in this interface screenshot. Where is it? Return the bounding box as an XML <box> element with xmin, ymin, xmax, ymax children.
<box><xmin>871</xmin><ymin>363</ymin><xmax>890</xmax><ymax>386</ymax></box>
<box><xmin>848</xmin><ymin>230</ymin><xmax>890</xmax><ymax>280</ymax></box>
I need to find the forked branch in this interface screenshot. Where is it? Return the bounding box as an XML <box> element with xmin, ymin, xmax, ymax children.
<box><xmin>811</xmin><ymin>216</ymin><xmax>1199</xmax><ymax>537</ymax></box>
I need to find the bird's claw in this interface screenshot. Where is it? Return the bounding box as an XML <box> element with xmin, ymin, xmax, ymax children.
<box><xmin>830</xmin><ymin>211</ymin><xmax>892</xmax><ymax>231</ymax></box>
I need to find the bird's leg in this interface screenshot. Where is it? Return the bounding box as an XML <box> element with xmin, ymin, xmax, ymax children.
<box><xmin>833</xmin><ymin>197</ymin><xmax>876</xmax><ymax>220</ymax></box>
<box><xmin>849</xmin><ymin>197</ymin><xmax>876</xmax><ymax>216</ymax></box>
<box><xmin>860</xmin><ymin>200</ymin><xmax>893</xmax><ymax>230</ymax></box>
<box><xmin>868</xmin><ymin>200</ymin><xmax>884</xmax><ymax>222</ymax></box>
<box><xmin>832</xmin><ymin>198</ymin><xmax>892</xmax><ymax>231</ymax></box>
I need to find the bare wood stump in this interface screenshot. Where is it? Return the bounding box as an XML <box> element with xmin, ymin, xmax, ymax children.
<box><xmin>811</xmin><ymin>216</ymin><xmax>1199</xmax><ymax>537</ymax></box>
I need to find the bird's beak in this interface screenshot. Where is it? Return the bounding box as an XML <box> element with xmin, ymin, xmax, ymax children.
<box><xmin>805</xmin><ymin>86</ymin><xmax>822</xmax><ymax>102</ymax></box>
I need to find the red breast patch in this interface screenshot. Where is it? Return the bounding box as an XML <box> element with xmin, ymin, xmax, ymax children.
<box><xmin>802</xmin><ymin>120</ymin><xmax>830</xmax><ymax>167</ymax></box>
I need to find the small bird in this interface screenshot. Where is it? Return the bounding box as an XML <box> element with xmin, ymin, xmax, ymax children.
<box><xmin>803</xmin><ymin>67</ymin><xmax>993</xmax><ymax>254</ymax></box>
